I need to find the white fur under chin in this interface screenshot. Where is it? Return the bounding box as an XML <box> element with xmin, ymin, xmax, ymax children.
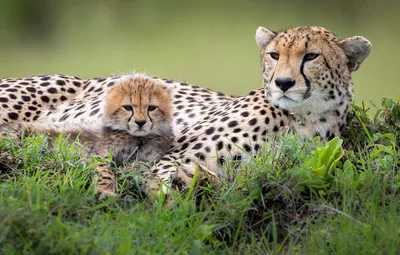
<box><xmin>101</xmin><ymin>122</ymin><xmax>152</xmax><ymax>137</ymax></box>
<box><xmin>128</xmin><ymin>123</ymin><xmax>152</xmax><ymax>135</ymax></box>
<box><xmin>270</xmin><ymin>90</ymin><xmax>341</xmax><ymax>116</ymax></box>
<box><xmin>128</xmin><ymin>123</ymin><xmax>172</xmax><ymax>137</ymax></box>
<box><xmin>127</xmin><ymin>129</ymin><xmax>150</xmax><ymax>137</ymax></box>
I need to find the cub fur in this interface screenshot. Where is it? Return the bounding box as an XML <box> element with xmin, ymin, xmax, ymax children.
<box><xmin>0</xmin><ymin>76</ymin><xmax>175</xmax><ymax>199</ymax></box>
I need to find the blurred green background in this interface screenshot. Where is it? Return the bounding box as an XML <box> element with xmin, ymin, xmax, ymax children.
<box><xmin>0</xmin><ymin>0</ymin><xmax>399</xmax><ymax>106</ymax></box>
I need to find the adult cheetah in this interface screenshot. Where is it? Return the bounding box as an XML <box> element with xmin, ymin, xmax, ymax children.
<box><xmin>145</xmin><ymin>25</ymin><xmax>371</xmax><ymax>194</ymax></box>
<box><xmin>0</xmin><ymin>26</ymin><xmax>371</xmax><ymax>197</ymax></box>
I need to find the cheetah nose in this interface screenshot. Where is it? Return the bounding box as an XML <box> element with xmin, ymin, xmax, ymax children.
<box><xmin>135</xmin><ymin>120</ymin><xmax>146</xmax><ymax>128</ymax></box>
<box><xmin>275</xmin><ymin>77</ymin><xmax>296</xmax><ymax>92</ymax></box>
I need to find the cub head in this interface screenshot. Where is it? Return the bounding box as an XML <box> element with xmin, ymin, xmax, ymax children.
<box><xmin>103</xmin><ymin>75</ymin><xmax>172</xmax><ymax>136</ymax></box>
<box><xmin>255</xmin><ymin>26</ymin><xmax>371</xmax><ymax>115</ymax></box>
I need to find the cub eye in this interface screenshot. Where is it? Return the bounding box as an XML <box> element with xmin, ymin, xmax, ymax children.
<box><xmin>269</xmin><ymin>52</ymin><xmax>280</xmax><ymax>60</ymax></box>
<box><xmin>147</xmin><ymin>105</ymin><xmax>157</xmax><ymax>112</ymax></box>
<box><xmin>122</xmin><ymin>105</ymin><xmax>133</xmax><ymax>112</ymax></box>
<box><xmin>304</xmin><ymin>53</ymin><xmax>319</xmax><ymax>61</ymax></box>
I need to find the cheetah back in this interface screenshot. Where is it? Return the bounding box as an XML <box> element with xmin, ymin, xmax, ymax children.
<box><xmin>0</xmin><ymin>74</ymin><xmax>84</xmax><ymax>124</ymax></box>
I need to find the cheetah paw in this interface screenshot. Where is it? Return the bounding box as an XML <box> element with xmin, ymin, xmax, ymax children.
<box><xmin>94</xmin><ymin>187</ymin><xmax>117</xmax><ymax>201</ymax></box>
<box><xmin>0</xmin><ymin>122</ymin><xmax>25</xmax><ymax>139</ymax></box>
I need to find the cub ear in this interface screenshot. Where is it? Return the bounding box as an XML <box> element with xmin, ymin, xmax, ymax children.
<box><xmin>338</xmin><ymin>36</ymin><xmax>371</xmax><ymax>72</ymax></box>
<box><xmin>255</xmin><ymin>27</ymin><xmax>276</xmax><ymax>49</ymax></box>
<box><xmin>155</xmin><ymin>80</ymin><xmax>174</xmax><ymax>94</ymax></box>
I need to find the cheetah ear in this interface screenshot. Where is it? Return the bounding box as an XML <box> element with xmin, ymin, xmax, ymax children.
<box><xmin>339</xmin><ymin>36</ymin><xmax>371</xmax><ymax>72</ymax></box>
<box><xmin>255</xmin><ymin>27</ymin><xmax>276</xmax><ymax>49</ymax></box>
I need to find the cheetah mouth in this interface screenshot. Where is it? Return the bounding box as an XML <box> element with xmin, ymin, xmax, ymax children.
<box><xmin>127</xmin><ymin>129</ymin><xmax>150</xmax><ymax>137</ymax></box>
<box><xmin>136</xmin><ymin>131</ymin><xmax>149</xmax><ymax>136</ymax></box>
<box><xmin>279</xmin><ymin>95</ymin><xmax>296</xmax><ymax>102</ymax></box>
<box><xmin>273</xmin><ymin>94</ymin><xmax>303</xmax><ymax>110</ymax></box>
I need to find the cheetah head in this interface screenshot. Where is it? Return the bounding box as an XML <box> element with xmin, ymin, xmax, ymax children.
<box><xmin>255</xmin><ymin>26</ymin><xmax>371</xmax><ymax>115</ymax></box>
<box><xmin>103</xmin><ymin>75</ymin><xmax>173</xmax><ymax>136</ymax></box>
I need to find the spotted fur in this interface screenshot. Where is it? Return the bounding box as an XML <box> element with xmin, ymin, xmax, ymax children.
<box><xmin>0</xmin><ymin>76</ymin><xmax>175</xmax><ymax>199</ymax></box>
<box><xmin>0</xmin><ymin>26</ymin><xmax>371</xmax><ymax>198</ymax></box>
<box><xmin>0</xmin><ymin>74</ymin><xmax>84</xmax><ymax>124</ymax></box>
<box><xmin>145</xmin><ymin>25</ymin><xmax>371</xmax><ymax>195</ymax></box>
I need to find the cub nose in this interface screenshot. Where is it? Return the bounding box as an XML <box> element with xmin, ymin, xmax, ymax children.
<box><xmin>275</xmin><ymin>77</ymin><xmax>296</xmax><ymax>92</ymax></box>
<box><xmin>135</xmin><ymin>120</ymin><xmax>146</xmax><ymax>128</ymax></box>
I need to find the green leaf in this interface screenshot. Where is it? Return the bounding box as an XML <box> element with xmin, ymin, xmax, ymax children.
<box><xmin>382</xmin><ymin>97</ymin><xmax>393</xmax><ymax>109</ymax></box>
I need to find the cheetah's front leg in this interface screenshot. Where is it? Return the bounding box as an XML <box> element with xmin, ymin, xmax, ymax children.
<box><xmin>145</xmin><ymin>153</ymin><xmax>213</xmax><ymax>200</ymax></box>
<box><xmin>0</xmin><ymin>122</ymin><xmax>30</xmax><ymax>139</ymax></box>
<box><xmin>93</xmin><ymin>162</ymin><xmax>117</xmax><ymax>200</ymax></box>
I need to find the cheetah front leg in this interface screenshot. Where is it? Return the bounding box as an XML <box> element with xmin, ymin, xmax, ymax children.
<box><xmin>145</xmin><ymin>153</ymin><xmax>215</xmax><ymax>201</ymax></box>
<box><xmin>92</xmin><ymin>162</ymin><xmax>117</xmax><ymax>200</ymax></box>
<box><xmin>0</xmin><ymin>122</ymin><xmax>30</xmax><ymax>139</ymax></box>
<box><xmin>143</xmin><ymin>154</ymin><xmax>177</xmax><ymax>198</ymax></box>
<box><xmin>85</xmin><ymin>146</ymin><xmax>119</xmax><ymax>201</ymax></box>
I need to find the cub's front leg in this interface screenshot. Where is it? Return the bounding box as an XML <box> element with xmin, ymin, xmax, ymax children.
<box><xmin>0</xmin><ymin>122</ymin><xmax>31</xmax><ymax>139</ymax></box>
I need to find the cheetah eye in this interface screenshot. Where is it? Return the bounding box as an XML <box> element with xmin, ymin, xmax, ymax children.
<box><xmin>304</xmin><ymin>53</ymin><xmax>319</xmax><ymax>61</ymax></box>
<box><xmin>122</xmin><ymin>105</ymin><xmax>133</xmax><ymax>112</ymax></box>
<box><xmin>147</xmin><ymin>105</ymin><xmax>157</xmax><ymax>112</ymax></box>
<box><xmin>269</xmin><ymin>52</ymin><xmax>280</xmax><ymax>60</ymax></box>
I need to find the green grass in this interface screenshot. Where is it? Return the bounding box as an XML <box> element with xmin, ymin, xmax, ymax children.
<box><xmin>1</xmin><ymin>98</ymin><xmax>399</xmax><ymax>254</ymax></box>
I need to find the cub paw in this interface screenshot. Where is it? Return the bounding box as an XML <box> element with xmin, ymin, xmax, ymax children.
<box><xmin>94</xmin><ymin>187</ymin><xmax>117</xmax><ymax>201</ymax></box>
<box><xmin>0</xmin><ymin>122</ymin><xmax>25</xmax><ymax>139</ymax></box>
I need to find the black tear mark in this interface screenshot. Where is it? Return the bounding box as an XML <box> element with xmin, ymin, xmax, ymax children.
<box><xmin>300</xmin><ymin>59</ymin><xmax>311</xmax><ymax>99</ymax></box>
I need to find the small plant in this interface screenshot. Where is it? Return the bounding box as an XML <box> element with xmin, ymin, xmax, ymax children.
<box><xmin>289</xmin><ymin>137</ymin><xmax>344</xmax><ymax>197</ymax></box>
<box><xmin>343</xmin><ymin>97</ymin><xmax>400</xmax><ymax>149</ymax></box>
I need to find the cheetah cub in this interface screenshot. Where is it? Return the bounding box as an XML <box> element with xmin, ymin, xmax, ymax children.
<box><xmin>80</xmin><ymin>75</ymin><xmax>175</xmax><ymax>164</ymax></box>
<box><xmin>0</xmin><ymin>75</ymin><xmax>175</xmax><ymax>199</ymax></box>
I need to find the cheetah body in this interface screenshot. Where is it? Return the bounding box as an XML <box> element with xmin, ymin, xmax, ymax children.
<box><xmin>0</xmin><ymin>26</ymin><xmax>371</xmax><ymax>194</ymax></box>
